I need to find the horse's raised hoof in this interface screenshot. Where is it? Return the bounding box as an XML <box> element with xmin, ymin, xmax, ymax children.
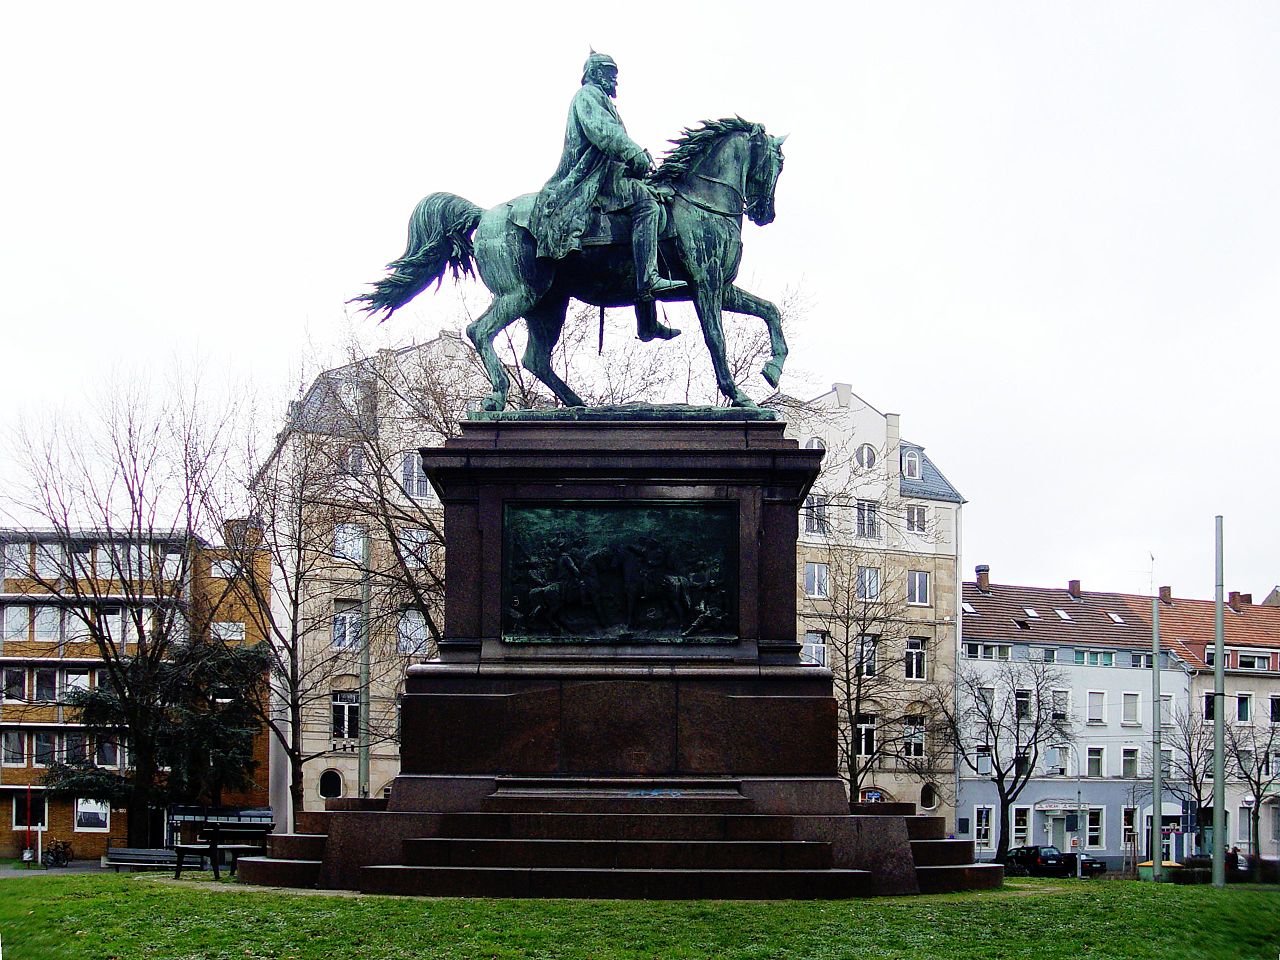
<box><xmin>761</xmin><ymin>359</ymin><xmax>784</xmax><ymax>389</ymax></box>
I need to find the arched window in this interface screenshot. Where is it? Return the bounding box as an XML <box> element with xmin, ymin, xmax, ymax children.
<box><xmin>920</xmin><ymin>783</ymin><xmax>939</xmax><ymax>810</ymax></box>
<box><xmin>902</xmin><ymin>450</ymin><xmax>921</xmax><ymax>480</ymax></box>
<box><xmin>855</xmin><ymin>443</ymin><xmax>877</xmax><ymax>469</ymax></box>
<box><xmin>804</xmin><ymin>437</ymin><xmax>825</xmax><ymax>450</ymax></box>
<box><xmin>318</xmin><ymin>769</ymin><xmax>343</xmax><ymax>799</ymax></box>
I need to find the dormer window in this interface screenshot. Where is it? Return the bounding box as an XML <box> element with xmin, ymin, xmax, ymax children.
<box><xmin>902</xmin><ymin>450</ymin><xmax>921</xmax><ymax>480</ymax></box>
<box><xmin>855</xmin><ymin>444</ymin><xmax>877</xmax><ymax>469</ymax></box>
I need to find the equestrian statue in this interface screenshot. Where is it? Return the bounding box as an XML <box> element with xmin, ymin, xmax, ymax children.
<box><xmin>353</xmin><ymin>52</ymin><xmax>788</xmax><ymax>411</ymax></box>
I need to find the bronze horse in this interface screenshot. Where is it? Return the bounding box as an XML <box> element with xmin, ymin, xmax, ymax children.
<box><xmin>354</xmin><ymin>118</ymin><xmax>788</xmax><ymax>410</ymax></box>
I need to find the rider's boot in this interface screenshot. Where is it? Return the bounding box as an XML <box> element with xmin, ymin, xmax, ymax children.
<box><xmin>635</xmin><ymin>299</ymin><xmax>680</xmax><ymax>342</ymax></box>
<box><xmin>632</xmin><ymin>197</ymin><xmax>686</xmax><ymax>302</ymax></box>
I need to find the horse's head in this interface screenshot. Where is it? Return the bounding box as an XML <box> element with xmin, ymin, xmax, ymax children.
<box><xmin>745</xmin><ymin>127</ymin><xmax>785</xmax><ymax>226</ymax></box>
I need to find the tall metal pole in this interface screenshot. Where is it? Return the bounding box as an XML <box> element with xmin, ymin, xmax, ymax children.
<box><xmin>1212</xmin><ymin>516</ymin><xmax>1225</xmax><ymax>888</ymax></box>
<box><xmin>1151</xmin><ymin>597</ymin><xmax>1163</xmax><ymax>882</ymax></box>
<box><xmin>358</xmin><ymin>530</ymin><xmax>371</xmax><ymax>799</ymax></box>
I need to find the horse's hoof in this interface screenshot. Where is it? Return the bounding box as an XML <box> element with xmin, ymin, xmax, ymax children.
<box><xmin>730</xmin><ymin>394</ymin><xmax>759</xmax><ymax>409</ymax></box>
<box><xmin>761</xmin><ymin>360</ymin><xmax>783</xmax><ymax>389</ymax></box>
<box><xmin>481</xmin><ymin>394</ymin><xmax>504</xmax><ymax>412</ymax></box>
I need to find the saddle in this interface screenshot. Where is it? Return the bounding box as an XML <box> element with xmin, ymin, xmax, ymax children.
<box><xmin>507</xmin><ymin>193</ymin><xmax>676</xmax><ymax>250</ymax></box>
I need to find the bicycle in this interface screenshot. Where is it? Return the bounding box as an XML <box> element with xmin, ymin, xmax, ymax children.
<box><xmin>40</xmin><ymin>838</ymin><xmax>73</xmax><ymax>868</ymax></box>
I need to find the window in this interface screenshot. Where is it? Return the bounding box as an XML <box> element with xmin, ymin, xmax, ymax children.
<box><xmin>1161</xmin><ymin>694</ymin><xmax>1173</xmax><ymax>727</ymax></box>
<box><xmin>920</xmin><ymin>783</ymin><xmax>938</xmax><ymax>810</ymax></box>
<box><xmin>33</xmin><ymin>543</ymin><xmax>62</xmax><ymax>580</ymax></box>
<box><xmin>397</xmin><ymin>609</ymin><xmax>428</xmax><ymax>655</ymax></box>
<box><xmin>402</xmin><ymin>453</ymin><xmax>432</xmax><ymax>499</ymax></box>
<box><xmin>319</xmin><ymin>769</ymin><xmax>343</xmax><ymax>799</ymax></box>
<box><xmin>64</xmin><ymin>732</ymin><xmax>87</xmax><ymax>764</ymax></box>
<box><xmin>1087</xmin><ymin>747</ymin><xmax>1104</xmax><ymax>778</ymax></box>
<box><xmin>855</xmin><ymin>713</ymin><xmax>876</xmax><ymax>756</ymax></box>
<box><xmin>801</xmin><ymin>630</ymin><xmax>827</xmax><ymax>667</ymax></box>
<box><xmin>802</xmin><ymin>495</ymin><xmax>830</xmax><ymax>535</ymax></box>
<box><xmin>854</xmin><ymin>443</ymin><xmax>877</xmax><ymax>469</ymax></box>
<box><xmin>855</xmin><ymin>501</ymin><xmax>879</xmax><ymax>538</ymax></box>
<box><xmin>977</xmin><ymin>687</ymin><xmax>995</xmax><ymax>709</ymax></box>
<box><xmin>905</xmin><ymin>638</ymin><xmax>927</xmax><ymax>680</ymax></box>
<box><xmin>1204</xmin><ymin>692</ymin><xmax>1216</xmax><ymax>721</ymax></box>
<box><xmin>1160</xmin><ymin>748</ymin><xmax>1172</xmax><ymax>777</ymax></box>
<box><xmin>855</xmin><ymin>635</ymin><xmax>877</xmax><ymax>676</ymax></box>
<box><xmin>1122</xmin><ymin>748</ymin><xmax>1139</xmax><ymax>779</ymax></box>
<box><xmin>399</xmin><ymin>528</ymin><xmax>431</xmax><ymax>569</ymax></box>
<box><xmin>1052</xmin><ymin>689</ymin><xmax>1069</xmax><ymax>721</ymax></box>
<box><xmin>963</xmin><ymin>642</ymin><xmax>1011</xmax><ymax>661</ymax></box>
<box><xmin>975</xmin><ymin>745</ymin><xmax>992</xmax><ymax>776</ymax></box>
<box><xmin>1238</xmin><ymin>807</ymin><xmax>1252</xmax><ymax>845</ymax></box>
<box><xmin>1087</xmin><ymin>809</ymin><xmax>1104</xmax><ymax>848</ymax></box>
<box><xmin>1205</xmin><ymin>649</ymin><xmax>1217</xmax><ymax>667</ymax></box>
<box><xmin>1075</xmin><ymin>650</ymin><xmax>1114</xmax><ymax>667</ymax></box>
<box><xmin>1012</xmin><ymin>689</ymin><xmax>1030</xmax><ymax>720</ymax></box>
<box><xmin>333</xmin><ymin>524</ymin><xmax>367</xmax><ymax>563</ymax></box>
<box><xmin>1122</xmin><ymin>807</ymin><xmax>1137</xmax><ymax>846</ymax></box>
<box><xmin>1012</xmin><ymin>807</ymin><xmax>1031</xmax><ymax>847</ymax></box>
<box><xmin>1087</xmin><ymin>691</ymin><xmax>1105</xmax><ymax>724</ymax></box>
<box><xmin>211</xmin><ymin>621</ymin><xmax>246</xmax><ymax>642</ymax></box>
<box><xmin>2</xmin><ymin>606</ymin><xmax>28</xmax><ymax>641</ymax></box>
<box><xmin>34</xmin><ymin>669</ymin><xmax>57</xmax><ymax>702</ymax></box>
<box><xmin>1106</xmin><ymin>611</ymin><xmax>1125</xmax><ymax>624</ymax></box>
<box><xmin>95</xmin><ymin>738</ymin><xmax>119</xmax><ymax>768</ymax></box>
<box><xmin>855</xmin><ymin>566</ymin><xmax>880</xmax><ymax>601</ymax></box>
<box><xmin>1237</xmin><ymin>694</ymin><xmax>1252</xmax><ymax>723</ymax></box>
<box><xmin>1054</xmin><ymin>609</ymin><xmax>1072</xmax><ymax>621</ymax></box>
<box><xmin>1122</xmin><ymin>693</ymin><xmax>1140</xmax><ymax>725</ymax></box>
<box><xmin>1014</xmin><ymin>754</ymin><xmax>1031</xmax><ymax>776</ymax></box>
<box><xmin>902</xmin><ymin>715</ymin><xmax>925</xmax><ymax>758</ymax></box>
<box><xmin>907</xmin><ymin>571</ymin><xmax>929</xmax><ymax>606</ymax></box>
<box><xmin>1023</xmin><ymin>607</ymin><xmax>1040</xmax><ymax>619</ymax></box>
<box><xmin>804</xmin><ymin>562</ymin><xmax>829</xmax><ymax>599</ymax></box>
<box><xmin>13</xmin><ymin>794</ymin><xmax>46</xmax><ymax>831</ymax></box>
<box><xmin>906</xmin><ymin>504</ymin><xmax>926</xmax><ymax>533</ymax></box>
<box><xmin>63</xmin><ymin>670</ymin><xmax>90</xmax><ymax>699</ymax></box>
<box><xmin>33</xmin><ymin>606</ymin><xmax>61</xmax><ymax>642</ymax></box>
<box><xmin>3</xmin><ymin>668</ymin><xmax>25</xmax><ymax>702</ymax></box>
<box><xmin>974</xmin><ymin>806</ymin><xmax>993</xmax><ymax>850</ymax></box>
<box><xmin>340</xmin><ymin>445</ymin><xmax>364</xmax><ymax>476</ymax></box>
<box><xmin>32</xmin><ymin>732</ymin><xmax>56</xmax><ymax>768</ymax></box>
<box><xmin>75</xmin><ymin>798</ymin><xmax>110</xmax><ymax>832</ymax></box>
<box><xmin>962</xmin><ymin>602</ymin><xmax>977</xmax><ymax>615</ymax></box>
<box><xmin>161</xmin><ymin>549</ymin><xmax>183</xmax><ymax>580</ymax></box>
<box><xmin>332</xmin><ymin>600</ymin><xmax>363</xmax><ymax>650</ymax></box>
<box><xmin>331</xmin><ymin>691</ymin><xmax>360</xmax><ymax>739</ymax></box>
<box><xmin>210</xmin><ymin>558</ymin><xmax>239</xmax><ymax>579</ymax></box>
<box><xmin>1238</xmin><ymin>653</ymin><xmax>1269</xmax><ymax>671</ymax></box>
<box><xmin>64</xmin><ymin>611</ymin><xmax>90</xmax><ymax>643</ymax></box>
<box><xmin>3</xmin><ymin>731</ymin><xmax>26</xmax><ymax>766</ymax></box>
<box><xmin>1271</xmin><ymin>696</ymin><xmax>1280</xmax><ymax>724</ymax></box>
<box><xmin>4</xmin><ymin>542</ymin><xmax>30</xmax><ymax>578</ymax></box>
<box><xmin>1131</xmin><ymin>652</ymin><xmax>1154</xmax><ymax>668</ymax></box>
<box><xmin>1036</xmin><ymin>647</ymin><xmax>1057</xmax><ymax>663</ymax></box>
<box><xmin>901</xmin><ymin>450</ymin><xmax>921</xmax><ymax>480</ymax></box>
<box><xmin>1047</xmin><ymin>745</ymin><xmax>1066</xmax><ymax>773</ymax></box>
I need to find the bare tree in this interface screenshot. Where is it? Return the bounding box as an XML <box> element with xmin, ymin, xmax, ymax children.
<box><xmin>933</xmin><ymin>658</ymin><xmax>1075</xmax><ymax>860</ymax></box>
<box><xmin>1160</xmin><ymin>705</ymin><xmax>1215</xmax><ymax>855</ymax></box>
<box><xmin>1225</xmin><ymin>711</ymin><xmax>1280</xmax><ymax>871</ymax></box>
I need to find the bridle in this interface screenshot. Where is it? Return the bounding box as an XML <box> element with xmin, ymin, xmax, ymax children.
<box><xmin>669</xmin><ymin>131</ymin><xmax>779</xmax><ymax>221</ymax></box>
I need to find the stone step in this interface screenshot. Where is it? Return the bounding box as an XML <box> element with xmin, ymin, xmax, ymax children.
<box><xmin>849</xmin><ymin>802</ymin><xmax>918</xmax><ymax>817</ymax></box>
<box><xmin>403</xmin><ymin>837</ymin><xmax>832</xmax><ymax>870</ymax></box>
<box><xmin>436</xmin><ymin>812</ymin><xmax>802</xmax><ymax>842</ymax></box>
<box><xmin>479</xmin><ymin>794</ymin><xmax>753</xmax><ymax>814</ymax></box>
<box><xmin>904</xmin><ymin>816</ymin><xmax>946</xmax><ymax>841</ymax></box>
<box><xmin>236</xmin><ymin>857</ymin><xmax>322</xmax><ymax>889</ymax></box>
<box><xmin>915</xmin><ymin>862</ymin><xmax>1004</xmax><ymax>894</ymax></box>
<box><xmin>294</xmin><ymin>811</ymin><xmax>333</xmax><ymax>836</ymax></box>
<box><xmin>909</xmin><ymin>838</ymin><xmax>975</xmax><ymax>867</ymax></box>
<box><xmin>267</xmin><ymin>833</ymin><xmax>328</xmax><ymax>861</ymax></box>
<box><xmin>360</xmin><ymin>865</ymin><xmax>874</xmax><ymax>899</ymax></box>
<box><xmin>492</xmin><ymin>776</ymin><xmax>744</xmax><ymax>795</ymax></box>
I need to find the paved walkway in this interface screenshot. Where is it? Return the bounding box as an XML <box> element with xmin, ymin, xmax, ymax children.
<box><xmin>0</xmin><ymin>859</ymin><xmax>110</xmax><ymax>878</ymax></box>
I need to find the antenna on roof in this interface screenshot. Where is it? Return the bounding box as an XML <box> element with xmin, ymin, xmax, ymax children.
<box><xmin>1148</xmin><ymin>551</ymin><xmax>1156</xmax><ymax>596</ymax></box>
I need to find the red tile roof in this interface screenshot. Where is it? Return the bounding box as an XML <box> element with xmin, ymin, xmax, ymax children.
<box><xmin>963</xmin><ymin>581</ymin><xmax>1280</xmax><ymax>670</ymax></box>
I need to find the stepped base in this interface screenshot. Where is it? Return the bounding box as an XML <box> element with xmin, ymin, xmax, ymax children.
<box><xmin>403</xmin><ymin>837</ymin><xmax>833</xmax><ymax>870</ymax></box>
<box><xmin>237</xmin><ymin>857</ymin><xmax>321</xmax><ymax>888</ymax></box>
<box><xmin>361</xmin><ymin>865</ymin><xmax>874</xmax><ymax>899</ymax></box>
<box><xmin>915</xmin><ymin>862</ymin><xmax>1005</xmax><ymax>894</ymax></box>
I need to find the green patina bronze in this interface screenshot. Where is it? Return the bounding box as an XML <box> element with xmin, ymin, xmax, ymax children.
<box><xmin>353</xmin><ymin>53</ymin><xmax>788</xmax><ymax>412</ymax></box>
<box><xmin>468</xmin><ymin>403</ymin><xmax>777</xmax><ymax>423</ymax></box>
<box><xmin>502</xmin><ymin>502</ymin><xmax>738</xmax><ymax>643</ymax></box>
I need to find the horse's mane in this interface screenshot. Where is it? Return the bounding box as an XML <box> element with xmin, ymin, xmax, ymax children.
<box><xmin>648</xmin><ymin>117</ymin><xmax>761</xmax><ymax>185</ymax></box>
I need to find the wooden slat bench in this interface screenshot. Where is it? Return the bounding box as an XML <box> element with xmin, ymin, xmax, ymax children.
<box><xmin>104</xmin><ymin>847</ymin><xmax>190</xmax><ymax>872</ymax></box>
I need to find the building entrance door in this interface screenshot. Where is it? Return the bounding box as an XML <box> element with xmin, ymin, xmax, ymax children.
<box><xmin>1051</xmin><ymin>817</ymin><xmax>1066</xmax><ymax>850</ymax></box>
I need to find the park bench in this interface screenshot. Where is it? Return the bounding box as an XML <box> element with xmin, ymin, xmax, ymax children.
<box><xmin>103</xmin><ymin>846</ymin><xmax>190</xmax><ymax>873</ymax></box>
<box><xmin>174</xmin><ymin>820</ymin><xmax>274</xmax><ymax>880</ymax></box>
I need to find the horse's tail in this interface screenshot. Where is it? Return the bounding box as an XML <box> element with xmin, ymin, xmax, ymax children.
<box><xmin>350</xmin><ymin>192</ymin><xmax>483</xmax><ymax>319</ymax></box>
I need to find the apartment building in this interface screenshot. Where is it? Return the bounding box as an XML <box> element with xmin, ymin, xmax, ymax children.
<box><xmin>0</xmin><ymin>529</ymin><xmax>270</xmax><ymax>858</ymax></box>
<box><xmin>779</xmin><ymin>383</ymin><xmax>964</xmax><ymax>825</ymax></box>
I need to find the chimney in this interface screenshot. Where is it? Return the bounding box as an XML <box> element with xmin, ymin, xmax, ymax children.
<box><xmin>1067</xmin><ymin>579</ymin><xmax>1081</xmax><ymax>599</ymax></box>
<box><xmin>976</xmin><ymin>564</ymin><xmax>990</xmax><ymax>593</ymax></box>
<box><xmin>1240</xmin><ymin>593</ymin><xmax>1252</xmax><ymax>606</ymax></box>
<box><xmin>1159</xmin><ymin>585</ymin><xmax>1173</xmax><ymax>605</ymax></box>
<box><xmin>832</xmin><ymin>383</ymin><xmax>852</xmax><ymax>408</ymax></box>
<box><xmin>1228</xmin><ymin>591</ymin><xmax>1242</xmax><ymax>614</ymax></box>
<box><xmin>223</xmin><ymin>518</ymin><xmax>264</xmax><ymax>550</ymax></box>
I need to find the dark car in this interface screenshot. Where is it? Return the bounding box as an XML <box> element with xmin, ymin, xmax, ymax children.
<box><xmin>1002</xmin><ymin>845</ymin><xmax>1068</xmax><ymax>876</ymax></box>
<box><xmin>1062</xmin><ymin>851</ymin><xmax>1108</xmax><ymax>877</ymax></box>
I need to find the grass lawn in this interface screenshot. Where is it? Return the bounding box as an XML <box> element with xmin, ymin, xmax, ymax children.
<box><xmin>0</xmin><ymin>874</ymin><xmax>1276</xmax><ymax>960</ymax></box>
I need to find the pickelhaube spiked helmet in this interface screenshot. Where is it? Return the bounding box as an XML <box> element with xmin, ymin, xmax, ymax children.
<box><xmin>582</xmin><ymin>50</ymin><xmax>618</xmax><ymax>84</ymax></box>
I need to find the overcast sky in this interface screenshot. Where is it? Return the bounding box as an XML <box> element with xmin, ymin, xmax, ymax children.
<box><xmin>3</xmin><ymin>2</ymin><xmax>1277</xmax><ymax>602</ymax></box>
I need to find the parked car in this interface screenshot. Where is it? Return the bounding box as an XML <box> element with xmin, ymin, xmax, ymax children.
<box><xmin>1062</xmin><ymin>851</ymin><xmax>1108</xmax><ymax>877</ymax></box>
<box><xmin>1002</xmin><ymin>845</ymin><xmax>1068</xmax><ymax>877</ymax></box>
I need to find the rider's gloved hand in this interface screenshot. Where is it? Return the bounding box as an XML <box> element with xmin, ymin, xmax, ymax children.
<box><xmin>629</xmin><ymin>150</ymin><xmax>653</xmax><ymax>177</ymax></box>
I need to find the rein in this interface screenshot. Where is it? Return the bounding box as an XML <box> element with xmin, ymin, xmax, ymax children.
<box><xmin>671</xmin><ymin>137</ymin><xmax>771</xmax><ymax>220</ymax></box>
